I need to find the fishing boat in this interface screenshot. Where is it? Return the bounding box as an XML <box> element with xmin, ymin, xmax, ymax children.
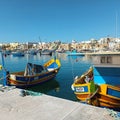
<box><xmin>67</xmin><ymin>49</ymin><xmax>85</xmax><ymax>56</ymax></box>
<box><xmin>40</xmin><ymin>49</ymin><xmax>52</xmax><ymax>55</ymax></box>
<box><xmin>72</xmin><ymin>54</ymin><xmax>120</xmax><ymax>109</ymax></box>
<box><xmin>95</xmin><ymin>84</ymin><xmax>120</xmax><ymax>108</ymax></box>
<box><xmin>91</xmin><ymin>54</ymin><xmax>120</xmax><ymax>109</ymax></box>
<box><xmin>71</xmin><ymin>67</ymin><xmax>98</xmax><ymax>103</ymax></box>
<box><xmin>7</xmin><ymin>58</ymin><xmax>61</xmax><ymax>88</ymax></box>
<box><xmin>11</xmin><ymin>50</ymin><xmax>25</xmax><ymax>57</ymax></box>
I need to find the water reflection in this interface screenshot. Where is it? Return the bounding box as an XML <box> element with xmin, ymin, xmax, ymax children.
<box><xmin>26</xmin><ymin>79</ymin><xmax>60</xmax><ymax>94</ymax></box>
<box><xmin>0</xmin><ymin>52</ymin><xmax>91</xmax><ymax>101</ymax></box>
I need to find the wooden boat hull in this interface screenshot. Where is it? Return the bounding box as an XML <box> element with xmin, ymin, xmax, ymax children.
<box><xmin>73</xmin><ymin>84</ymin><xmax>120</xmax><ymax>109</ymax></box>
<box><xmin>96</xmin><ymin>94</ymin><xmax>120</xmax><ymax>108</ymax></box>
<box><xmin>95</xmin><ymin>84</ymin><xmax>120</xmax><ymax>108</ymax></box>
<box><xmin>72</xmin><ymin>67</ymin><xmax>120</xmax><ymax>109</ymax></box>
<box><xmin>72</xmin><ymin>82</ymin><xmax>98</xmax><ymax>102</ymax></box>
<box><xmin>71</xmin><ymin>67</ymin><xmax>96</xmax><ymax>102</ymax></box>
<box><xmin>75</xmin><ymin>93</ymin><xmax>92</xmax><ymax>102</ymax></box>
<box><xmin>7</xmin><ymin>58</ymin><xmax>61</xmax><ymax>88</ymax></box>
<box><xmin>8</xmin><ymin>69</ymin><xmax>59</xmax><ymax>88</ymax></box>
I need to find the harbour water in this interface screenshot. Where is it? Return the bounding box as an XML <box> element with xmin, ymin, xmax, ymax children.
<box><xmin>0</xmin><ymin>53</ymin><xmax>91</xmax><ymax>101</ymax></box>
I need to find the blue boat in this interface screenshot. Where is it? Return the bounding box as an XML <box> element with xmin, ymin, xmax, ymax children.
<box><xmin>72</xmin><ymin>53</ymin><xmax>120</xmax><ymax>109</ymax></box>
<box><xmin>92</xmin><ymin>54</ymin><xmax>120</xmax><ymax>86</ymax></box>
<box><xmin>12</xmin><ymin>50</ymin><xmax>25</xmax><ymax>57</ymax></box>
<box><xmin>7</xmin><ymin>58</ymin><xmax>61</xmax><ymax>88</ymax></box>
<box><xmin>67</xmin><ymin>49</ymin><xmax>85</xmax><ymax>56</ymax></box>
<box><xmin>92</xmin><ymin>54</ymin><xmax>120</xmax><ymax>109</ymax></box>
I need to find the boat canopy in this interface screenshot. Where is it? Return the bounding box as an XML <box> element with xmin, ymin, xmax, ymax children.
<box><xmin>24</xmin><ymin>63</ymin><xmax>46</xmax><ymax>76</ymax></box>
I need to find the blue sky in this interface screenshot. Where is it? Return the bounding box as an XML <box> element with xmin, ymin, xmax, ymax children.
<box><xmin>0</xmin><ymin>0</ymin><xmax>120</xmax><ymax>43</ymax></box>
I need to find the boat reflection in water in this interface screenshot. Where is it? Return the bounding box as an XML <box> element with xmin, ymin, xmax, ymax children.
<box><xmin>26</xmin><ymin>79</ymin><xmax>60</xmax><ymax>94</ymax></box>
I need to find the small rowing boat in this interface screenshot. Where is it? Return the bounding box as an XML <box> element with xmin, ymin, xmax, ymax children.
<box><xmin>7</xmin><ymin>58</ymin><xmax>61</xmax><ymax>88</ymax></box>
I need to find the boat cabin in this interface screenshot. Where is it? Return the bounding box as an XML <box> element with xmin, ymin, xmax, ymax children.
<box><xmin>91</xmin><ymin>54</ymin><xmax>120</xmax><ymax>86</ymax></box>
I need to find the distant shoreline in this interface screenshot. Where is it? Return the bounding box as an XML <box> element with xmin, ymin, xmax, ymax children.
<box><xmin>85</xmin><ymin>51</ymin><xmax>120</xmax><ymax>55</ymax></box>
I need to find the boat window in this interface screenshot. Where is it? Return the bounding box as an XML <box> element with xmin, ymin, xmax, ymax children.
<box><xmin>101</xmin><ymin>57</ymin><xmax>105</xmax><ymax>63</ymax></box>
<box><xmin>107</xmin><ymin>56</ymin><xmax>112</xmax><ymax>63</ymax></box>
<box><xmin>100</xmin><ymin>56</ymin><xmax>112</xmax><ymax>64</ymax></box>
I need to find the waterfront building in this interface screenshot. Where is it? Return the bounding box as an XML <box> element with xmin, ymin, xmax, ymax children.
<box><xmin>0</xmin><ymin>37</ymin><xmax>120</xmax><ymax>52</ymax></box>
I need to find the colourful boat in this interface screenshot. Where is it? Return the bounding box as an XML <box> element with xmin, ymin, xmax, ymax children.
<box><xmin>72</xmin><ymin>67</ymin><xmax>120</xmax><ymax>109</ymax></box>
<box><xmin>12</xmin><ymin>50</ymin><xmax>25</xmax><ymax>57</ymax></box>
<box><xmin>67</xmin><ymin>49</ymin><xmax>85</xmax><ymax>56</ymax></box>
<box><xmin>72</xmin><ymin>54</ymin><xmax>120</xmax><ymax>109</ymax></box>
<box><xmin>96</xmin><ymin>84</ymin><xmax>120</xmax><ymax>108</ymax></box>
<box><xmin>71</xmin><ymin>67</ymin><xmax>98</xmax><ymax>103</ymax></box>
<box><xmin>7</xmin><ymin>58</ymin><xmax>61</xmax><ymax>88</ymax></box>
<box><xmin>92</xmin><ymin>54</ymin><xmax>120</xmax><ymax>109</ymax></box>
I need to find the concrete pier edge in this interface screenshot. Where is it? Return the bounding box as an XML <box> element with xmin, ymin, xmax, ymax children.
<box><xmin>0</xmin><ymin>87</ymin><xmax>118</xmax><ymax>120</ymax></box>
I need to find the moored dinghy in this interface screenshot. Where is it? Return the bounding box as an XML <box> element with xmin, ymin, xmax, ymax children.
<box><xmin>7</xmin><ymin>58</ymin><xmax>61</xmax><ymax>88</ymax></box>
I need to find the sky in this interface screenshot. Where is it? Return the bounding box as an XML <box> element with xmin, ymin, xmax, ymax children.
<box><xmin>0</xmin><ymin>0</ymin><xmax>120</xmax><ymax>43</ymax></box>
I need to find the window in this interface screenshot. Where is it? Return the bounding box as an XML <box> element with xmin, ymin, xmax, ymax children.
<box><xmin>100</xmin><ymin>56</ymin><xmax>112</xmax><ymax>64</ymax></box>
<box><xmin>107</xmin><ymin>56</ymin><xmax>112</xmax><ymax>63</ymax></box>
<box><xmin>101</xmin><ymin>57</ymin><xmax>105</xmax><ymax>63</ymax></box>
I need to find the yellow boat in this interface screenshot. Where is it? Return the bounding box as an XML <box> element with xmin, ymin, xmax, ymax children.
<box><xmin>71</xmin><ymin>67</ymin><xmax>120</xmax><ymax>109</ymax></box>
<box><xmin>71</xmin><ymin>67</ymin><xmax>98</xmax><ymax>103</ymax></box>
<box><xmin>96</xmin><ymin>84</ymin><xmax>120</xmax><ymax>108</ymax></box>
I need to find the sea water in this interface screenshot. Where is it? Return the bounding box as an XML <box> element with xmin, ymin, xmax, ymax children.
<box><xmin>0</xmin><ymin>53</ymin><xmax>91</xmax><ymax>101</ymax></box>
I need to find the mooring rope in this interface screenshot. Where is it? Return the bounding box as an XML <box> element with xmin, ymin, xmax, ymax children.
<box><xmin>85</xmin><ymin>87</ymin><xmax>99</xmax><ymax>102</ymax></box>
<box><xmin>106</xmin><ymin>108</ymin><xmax>120</xmax><ymax>120</ymax></box>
